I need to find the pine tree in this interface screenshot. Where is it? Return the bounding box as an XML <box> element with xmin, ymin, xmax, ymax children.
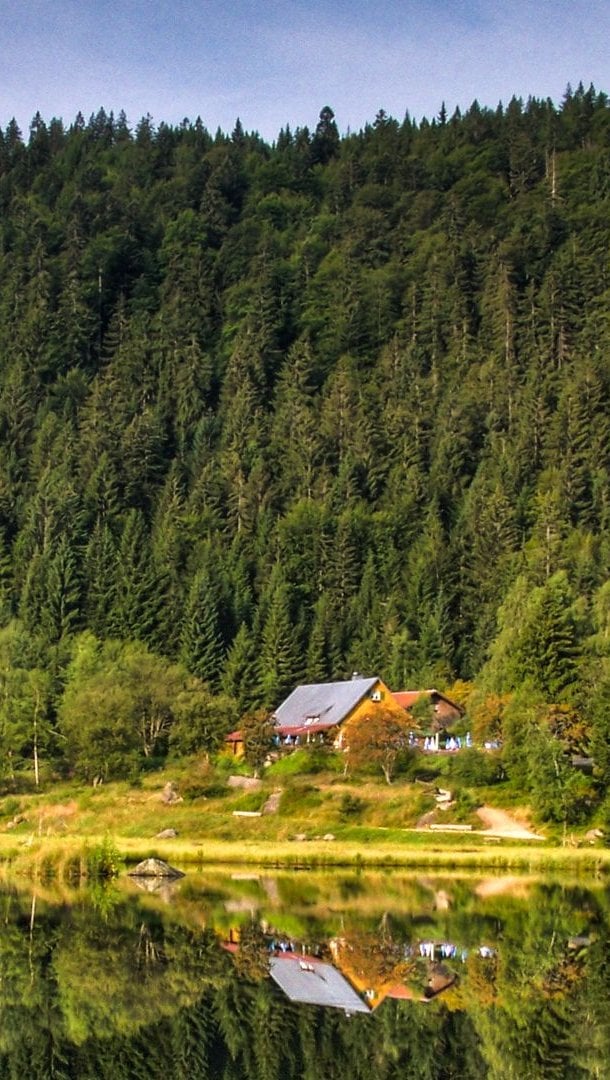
<box><xmin>222</xmin><ymin>623</ymin><xmax>258</xmax><ymax>713</ymax></box>
<box><xmin>257</xmin><ymin>578</ymin><xmax>301</xmax><ymax>708</ymax></box>
<box><xmin>110</xmin><ymin>510</ymin><xmax>164</xmax><ymax>646</ymax></box>
<box><xmin>180</xmin><ymin>570</ymin><xmax>224</xmax><ymax>688</ymax></box>
<box><xmin>39</xmin><ymin>537</ymin><xmax>82</xmax><ymax>643</ymax></box>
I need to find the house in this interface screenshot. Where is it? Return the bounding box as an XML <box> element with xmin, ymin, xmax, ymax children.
<box><xmin>391</xmin><ymin>689</ymin><xmax>463</xmax><ymax>728</ymax></box>
<box><xmin>273</xmin><ymin>675</ymin><xmax>403</xmax><ymax>748</ymax></box>
<box><xmin>224</xmin><ymin>730</ymin><xmax>244</xmax><ymax>757</ymax></box>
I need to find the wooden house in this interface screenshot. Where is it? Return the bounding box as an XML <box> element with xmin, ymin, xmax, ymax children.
<box><xmin>273</xmin><ymin>675</ymin><xmax>404</xmax><ymax>748</ymax></box>
<box><xmin>224</xmin><ymin>730</ymin><xmax>244</xmax><ymax>757</ymax></box>
<box><xmin>391</xmin><ymin>689</ymin><xmax>463</xmax><ymax>729</ymax></box>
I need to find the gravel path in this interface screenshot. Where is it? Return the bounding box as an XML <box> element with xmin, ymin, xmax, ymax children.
<box><xmin>476</xmin><ymin>805</ymin><xmax>544</xmax><ymax>840</ymax></box>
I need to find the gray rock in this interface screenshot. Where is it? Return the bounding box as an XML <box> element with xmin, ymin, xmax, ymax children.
<box><xmin>322</xmin><ymin>833</ymin><xmax>335</xmax><ymax>841</ymax></box>
<box><xmin>161</xmin><ymin>782</ymin><xmax>183</xmax><ymax>805</ymax></box>
<box><xmin>6</xmin><ymin>815</ymin><xmax>27</xmax><ymax>830</ymax></box>
<box><xmin>129</xmin><ymin>858</ymin><xmax>184</xmax><ymax>879</ymax></box>
<box><xmin>155</xmin><ymin>828</ymin><xmax>179</xmax><ymax>839</ymax></box>
<box><xmin>262</xmin><ymin>791</ymin><xmax>281</xmax><ymax>814</ymax></box>
<box><xmin>291</xmin><ymin>833</ymin><xmax>307</xmax><ymax>842</ymax></box>
<box><xmin>227</xmin><ymin>775</ymin><xmax>262</xmax><ymax>791</ymax></box>
<box><xmin>585</xmin><ymin>828</ymin><xmax>604</xmax><ymax>842</ymax></box>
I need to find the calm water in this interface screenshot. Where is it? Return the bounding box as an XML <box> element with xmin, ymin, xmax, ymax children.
<box><xmin>0</xmin><ymin>868</ymin><xmax>608</xmax><ymax>1079</ymax></box>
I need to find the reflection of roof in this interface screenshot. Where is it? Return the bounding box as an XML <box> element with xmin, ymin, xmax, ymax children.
<box><xmin>274</xmin><ymin>679</ymin><xmax>378</xmax><ymax>731</ymax></box>
<box><xmin>269</xmin><ymin>956</ymin><xmax>371</xmax><ymax>1013</ymax></box>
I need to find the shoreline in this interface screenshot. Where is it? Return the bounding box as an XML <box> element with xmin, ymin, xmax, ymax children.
<box><xmin>1</xmin><ymin>834</ymin><xmax>609</xmax><ymax>877</ymax></box>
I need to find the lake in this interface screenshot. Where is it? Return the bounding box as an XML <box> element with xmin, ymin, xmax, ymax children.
<box><xmin>0</xmin><ymin>867</ymin><xmax>608</xmax><ymax>1078</ymax></box>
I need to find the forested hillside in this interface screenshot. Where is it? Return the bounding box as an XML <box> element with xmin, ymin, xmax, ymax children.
<box><xmin>0</xmin><ymin>84</ymin><xmax>609</xmax><ymax>814</ymax></box>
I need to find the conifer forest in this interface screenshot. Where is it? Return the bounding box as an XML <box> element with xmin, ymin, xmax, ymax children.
<box><xmin>0</xmin><ymin>85</ymin><xmax>610</xmax><ymax>820</ymax></box>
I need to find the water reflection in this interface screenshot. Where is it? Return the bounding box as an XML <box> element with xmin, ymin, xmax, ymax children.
<box><xmin>0</xmin><ymin>869</ymin><xmax>608</xmax><ymax>1078</ymax></box>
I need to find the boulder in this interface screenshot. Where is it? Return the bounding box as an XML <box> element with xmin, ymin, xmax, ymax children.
<box><xmin>262</xmin><ymin>791</ymin><xmax>281</xmax><ymax>814</ymax></box>
<box><xmin>129</xmin><ymin>858</ymin><xmax>184</xmax><ymax>879</ymax></box>
<box><xmin>322</xmin><ymin>833</ymin><xmax>335</xmax><ymax>841</ymax></box>
<box><xmin>227</xmin><ymin>775</ymin><xmax>262</xmax><ymax>791</ymax></box>
<box><xmin>161</xmin><ymin>782</ymin><xmax>183</xmax><ymax>805</ymax></box>
<box><xmin>155</xmin><ymin>828</ymin><xmax>178</xmax><ymax>839</ymax></box>
<box><xmin>6</xmin><ymin>815</ymin><xmax>27</xmax><ymax>830</ymax></box>
<box><xmin>585</xmin><ymin>828</ymin><xmax>604</xmax><ymax>842</ymax></box>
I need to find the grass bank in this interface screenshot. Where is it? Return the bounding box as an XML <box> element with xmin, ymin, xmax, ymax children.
<box><xmin>0</xmin><ymin>759</ymin><xmax>608</xmax><ymax>878</ymax></box>
<box><xmin>2</xmin><ymin>833</ymin><xmax>610</xmax><ymax>879</ymax></box>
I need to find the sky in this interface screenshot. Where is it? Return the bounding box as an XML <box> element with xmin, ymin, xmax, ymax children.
<box><xmin>2</xmin><ymin>0</ymin><xmax>608</xmax><ymax>139</ymax></box>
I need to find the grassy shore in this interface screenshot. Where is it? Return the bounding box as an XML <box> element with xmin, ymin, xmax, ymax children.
<box><xmin>1</xmin><ymin>832</ymin><xmax>610</xmax><ymax>880</ymax></box>
<box><xmin>0</xmin><ymin>761</ymin><xmax>608</xmax><ymax>878</ymax></box>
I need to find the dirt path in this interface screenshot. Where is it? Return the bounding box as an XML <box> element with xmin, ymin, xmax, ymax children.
<box><xmin>476</xmin><ymin>805</ymin><xmax>544</xmax><ymax>841</ymax></box>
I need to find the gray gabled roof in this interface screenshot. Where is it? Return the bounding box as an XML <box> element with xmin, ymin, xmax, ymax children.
<box><xmin>269</xmin><ymin>956</ymin><xmax>370</xmax><ymax>1013</ymax></box>
<box><xmin>273</xmin><ymin>678</ymin><xmax>379</xmax><ymax>731</ymax></box>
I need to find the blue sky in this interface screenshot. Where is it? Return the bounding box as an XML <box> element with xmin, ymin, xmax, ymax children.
<box><xmin>2</xmin><ymin>0</ymin><xmax>608</xmax><ymax>138</ymax></box>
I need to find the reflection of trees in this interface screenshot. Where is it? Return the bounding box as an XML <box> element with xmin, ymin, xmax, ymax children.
<box><xmin>52</xmin><ymin>907</ymin><xmax>228</xmax><ymax>1045</ymax></box>
<box><xmin>332</xmin><ymin>919</ymin><xmax>412</xmax><ymax>992</ymax></box>
<box><xmin>231</xmin><ymin>921</ymin><xmax>270</xmax><ymax>983</ymax></box>
<box><xmin>0</xmin><ymin>880</ymin><xmax>607</xmax><ymax>1077</ymax></box>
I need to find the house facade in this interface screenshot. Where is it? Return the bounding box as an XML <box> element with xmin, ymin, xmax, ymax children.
<box><xmin>273</xmin><ymin>675</ymin><xmax>404</xmax><ymax>748</ymax></box>
<box><xmin>391</xmin><ymin>689</ymin><xmax>463</xmax><ymax>728</ymax></box>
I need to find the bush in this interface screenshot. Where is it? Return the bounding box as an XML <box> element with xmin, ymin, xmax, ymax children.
<box><xmin>450</xmin><ymin>788</ymin><xmax>481</xmax><ymax>823</ymax></box>
<box><xmin>230</xmin><ymin>792</ymin><xmax>264</xmax><ymax>813</ymax></box>
<box><xmin>0</xmin><ymin>797</ymin><xmax>21</xmax><ymax>819</ymax></box>
<box><xmin>266</xmin><ymin>749</ymin><xmax>342</xmax><ymax>778</ymax></box>
<box><xmin>449</xmin><ymin>749</ymin><xmax>504</xmax><ymax>786</ymax></box>
<box><xmin>278</xmin><ymin>785</ymin><xmax>323</xmax><ymax>815</ymax></box>
<box><xmin>339</xmin><ymin>793</ymin><xmax>366</xmax><ymax>818</ymax></box>
<box><xmin>180</xmin><ymin>762</ymin><xmax>228</xmax><ymax>801</ymax></box>
<box><xmin>182</xmin><ymin>779</ymin><xmax>227</xmax><ymax>801</ymax></box>
<box><xmin>85</xmin><ymin>837</ymin><xmax>121</xmax><ymax>880</ymax></box>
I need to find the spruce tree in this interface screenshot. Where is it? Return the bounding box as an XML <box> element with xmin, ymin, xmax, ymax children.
<box><xmin>179</xmin><ymin>570</ymin><xmax>224</xmax><ymax>688</ymax></box>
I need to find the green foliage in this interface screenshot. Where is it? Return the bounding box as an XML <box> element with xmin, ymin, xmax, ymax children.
<box><xmin>240</xmin><ymin>708</ymin><xmax>275</xmax><ymax>775</ymax></box>
<box><xmin>409</xmin><ymin>694</ymin><xmax>435</xmax><ymax>729</ymax></box>
<box><xmin>85</xmin><ymin>837</ymin><xmax>121</xmax><ymax>880</ymax></box>
<box><xmin>230</xmin><ymin>791</ymin><xmax>264</xmax><ymax>812</ymax></box>
<box><xmin>265</xmin><ymin>748</ymin><xmax>341</xmax><ymax>777</ymax></box>
<box><xmin>170</xmin><ymin>684</ymin><xmax>238</xmax><ymax>758</ymax></box>
<box><xmin>278</xmin><ymin>783</ymin><xmax>324</xmax><ymax>814</ymax></box>
<box><xmin>58</xmin><ymin>633</ymin><xmax>208</xmax><ymax>780</ymax></box>
<box><xmin>338</xmin><ymin>792</ymin><xmax>367</xmax><ymax>818</ymax></box>
<box><xmin>0</xmin><ymin>94</ymin><xmax>606</xmax><ymax>811</ymax></box>
<box><xmin>449</xmin><ymin>749</ymin><xmax>504</xmax><ymax>786</ymax></box>
<box><xmin>346</xmin><ymin>707</ymin><xmax>412</xmax><ymax>784</ymax></box>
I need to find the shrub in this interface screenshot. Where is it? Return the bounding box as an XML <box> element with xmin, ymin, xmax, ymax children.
<box><xmin>0</xmin><ymin>797</ymin><xmax>20</xmax><ymax>819</ymax></box>
<box><xmin>230</xmin><ymin>792</ymin><xmax>264</xmax><ymax>813</ymax></box>
<box><xmin>266</xmin><ymin>749</ymin><xmax>341</xmax><ymax>778</ymax></box>
<box><xmin>449</xmin><ymin>749</ymin><xmax>504</xmax><ymax>786</ymax></box>
<box><xmin>450</xmin><ymin>789</ymin><xmax>481</xmax><ymax>823</ymax></box>
<box><xmin>339</xmin><ymin>793</ymin><xmax>366</xmax><ymax>818</ymax></box>
<box><xmin>85</xmin><ymin>837</ymin><xmax>121</xmax><ymax>880</ymax></box>
<box><xmin>278</xmin><ymin>785</ymin><xmax>323</xmax><ymax>815</ymax></box>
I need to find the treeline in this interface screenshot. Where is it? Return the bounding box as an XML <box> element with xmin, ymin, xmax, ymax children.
<box><xmin>0</xmin><ymin>85</ymin><xmax>609</xmax><ymax>811</ymax></box>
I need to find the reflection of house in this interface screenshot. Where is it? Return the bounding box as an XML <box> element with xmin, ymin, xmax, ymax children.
<box><xmin>329</xmin><ymin>937</ymin><xmax>458</xmax><ymax>1010</ymax></box>
<box><xmin>269</xmin><ymin>954</ymin><xmax>370</xmax><ymax>1014</ymax></box>
<box><xmin>392</xmin><ymin>689</ymin><xmax>463</xmax><ymax>728</ymax></box>
<box><xmin>383</xmin><ymin>965</ymin><xmax>457</xmax><ymax>1005</ymax></box>
<box><xmin>274</xmin><ymin>676</ymin><xmax>402</xmax><ymax>747</ymax></box>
